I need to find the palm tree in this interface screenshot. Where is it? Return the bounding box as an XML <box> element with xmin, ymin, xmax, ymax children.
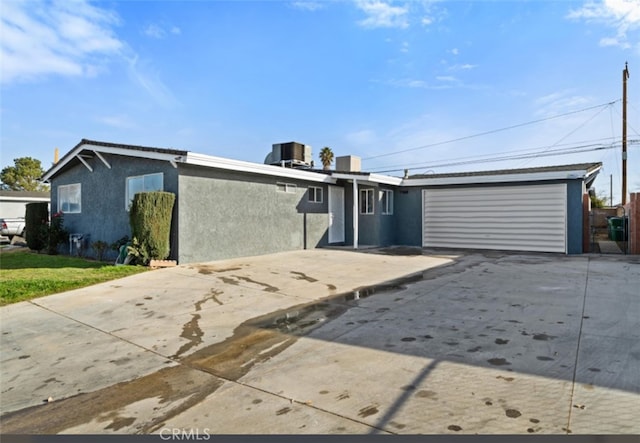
<box><xmin>319</xmin><ymin>146</ymin><xmax>334</xmax><ymax>171</ymax></box>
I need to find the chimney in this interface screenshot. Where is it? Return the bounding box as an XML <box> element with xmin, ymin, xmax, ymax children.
<box><xmin>54</xmin><ymin>148</ymin><xmax>59</xmax><ymax>165</ymax></box>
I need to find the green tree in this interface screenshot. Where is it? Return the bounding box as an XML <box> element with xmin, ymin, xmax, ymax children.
<box><xmin>319</xmin><ymin>146</ymin><xmax>334</xmax><ymax>171</ymax></box>
<box><xmin>1</xmin><ymin>157</ymin><xmax>49</xmax><ymax>191</ymax></box>
<box><xmin>590</xmin><ymin>191</ymin><xmax>609</xmax><ymax>208</ymax></box>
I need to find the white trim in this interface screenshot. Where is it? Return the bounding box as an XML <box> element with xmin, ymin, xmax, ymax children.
<box><xmin>58</xmin><ymin>183</ymin><xmax>81</xmax><ymax>214</ymax></box>
<box><xmin>76</xmin><ymin>155</ymin><xmax>93</xmax><ymax>172</ymax></box>
<box><xmin>186</xmin><ymin>152</ymin><xmax>336</xmax><ymax>184</ymax></box>
<box><xmin>0</xmin><ymin>196</ymin><xmax>50</xmax><ymax>202</ymax></box>
<box><xmin>308</xmin><ymin>186</ymin><xmax>323</xmax><ymax>203</ymax></box>
<box><xmin>331</xmin><ymin>172</ymin><xmax>403</xmax><ymax>186</ymax></box>
<box><xmin>94</xmin><ymin>151</ymin><xmax>111</xmax><ymax>169</ymax></box>
<box><xmin>360</xmin><ymin>188</ymin><xmax>374</xmax><ymax>215</ymax></box>
<box><xmin>381</xmin><ymin>189</ymin><xmax>394</xmax><ymax>215</ymax></box>
<box><xmin>402</xmin><ymin>169</ymin><xmax>595</xmax><ymax>187</ymax></box>
<box><xmin>353</xmin><ymin>179</ymin><xmax>358</xmax><ymax>249</ymax></box>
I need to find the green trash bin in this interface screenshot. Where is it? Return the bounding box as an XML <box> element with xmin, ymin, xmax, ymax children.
<box><xmin>608</xmin><ymin>217</ymin><xmax>624</xmax><ymax>241</ymax></box>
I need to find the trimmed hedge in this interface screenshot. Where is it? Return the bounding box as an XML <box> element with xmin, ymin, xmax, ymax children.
<box><xmin>25</xmin><ymin>202</ymin><xmax>48</xmax><ymax>251</ymax></box>
<box><xmin>128</xmin><ymin>191</ymin><xmax>176</xmax><ymax>264</ymax></box>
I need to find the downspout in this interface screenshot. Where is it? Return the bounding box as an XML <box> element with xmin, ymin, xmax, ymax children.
<box><xmin>353</xmin><ymin>178</ymin><xmax>358</xmax><ymax>249</ymax></box>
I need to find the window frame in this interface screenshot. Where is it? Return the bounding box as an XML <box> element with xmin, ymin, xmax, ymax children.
<box><xmin>58</xmin><ymin>183</ymin><xmax>82</xmax><ymax>214</ymax></box>
<box><xmin>276</xmin><ymin>182</ymin><xmax>297</xmax><ymax>193</ymax></box>
<box><xmin>308</xmin><ymin>186</ymin><xmax>323</xmax><ymax>203</ymax></box>
<box><xmin>126</xmin><ymin>172</ymin><xmax>164</xmax><ymax>211</ymax></box>
<box><xmin>381</xmin><ymin>189</ymin><xmax>394</xmax><ymax>215</ymax></box>
<box><xmin>360</xmin><ymin>188</ymin><xmax>374</xmax><ymax>215</ymax></box>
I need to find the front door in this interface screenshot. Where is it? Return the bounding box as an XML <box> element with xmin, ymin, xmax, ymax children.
<box><xmin>328</xmin><ymin>186</ymin><xmax>345</xmax><ymax>243</ymax></box>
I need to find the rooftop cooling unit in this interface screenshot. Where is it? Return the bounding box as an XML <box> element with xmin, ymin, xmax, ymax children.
<box><xmin>265</xmin><ymin>142</ymin><xmax>312</xmax><ymax>168</ymax></box>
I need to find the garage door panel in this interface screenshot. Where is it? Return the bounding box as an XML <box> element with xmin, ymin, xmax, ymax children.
<box><xmin>423</xmin><ymin>183</ymin><xmax>567</xmax><ymax>253</ymax></box>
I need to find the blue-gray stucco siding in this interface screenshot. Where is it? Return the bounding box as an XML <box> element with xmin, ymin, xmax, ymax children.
<box><xmin>50</xmin><ymin>155</ymin><xmax>179</xmax><ymax>259</ymax></box>
<box><xmin>177</xmin><ymin>164</ymin><xmax>331</xmax><ymax>263</ymax></box>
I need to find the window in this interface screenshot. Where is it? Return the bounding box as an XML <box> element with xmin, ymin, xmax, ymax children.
<box><xmin>308</xmin><ymin>186</ymin><xmax>323</xmax><ymax>203</ymax></box>
<box><xmin>381</xmin><ymin>189</ymin><xmax>393</xmax><ymax>215</ymax></box>
<box><xmin>126</xmin><ymin>173</ymin><xmax>163</xmax><ymax>210</ymax></box>
<box><xmin>360</xmin><ymin>189</ymin><xmax>374</xmax><ymax>214</ymax></box>
<box><xmin>58</xmin><ymin>183</ymin><xmax>81</xmax><ymax>213</ymax></box>
<box><xmin>276</xmin><ymin>182</ymin><xmax>297</xmax><ymax>193</ymax></box>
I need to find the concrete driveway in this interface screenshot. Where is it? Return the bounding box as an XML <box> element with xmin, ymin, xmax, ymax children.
<box><xmin>1</xmin><ymin>248</ymin><xmax>639</xmax><ymax>434</ymax></box>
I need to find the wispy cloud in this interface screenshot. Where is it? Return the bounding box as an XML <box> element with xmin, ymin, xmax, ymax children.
<box><xmin>96</xmin><ymin>114</ymin><xmax>137</xmax><ymax>129</ymax></box>
<box><xmin>567</xmin><ymin>0</ymin><xmax>640</xmax><ymax>49</ymax></box>
<box><xmin>291</xmin><ymin>1</ymin><xmax>325</xmax><ymax>11</ymax></box>
<box><xmin>0</xmin><ymin>0</ymin><xmax>123</xmax><ymax>84</ymax></box>
<box><xmin>355</xmin><ymin>0</ymin><xmax>409</xmax><ymax>29</ymax></box>
<box><xmin>534</xmin><ymin>91</ymin><xmax>592</xmax><ymax>118</ymax></box>
<box><xmin>143</xmin><ymin>23</ymin><xmax>181</xmax><ymax>39</ymax></box>
<box><xmin>127</xmin><ymin>56</ymin><xmax>179</xmax><ymax>109</ymax></box>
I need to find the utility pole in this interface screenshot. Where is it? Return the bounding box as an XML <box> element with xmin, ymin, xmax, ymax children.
<box><xmin>622</xmin><ymin>62</ymin><xmax>629</xmax><ymax>205</ymax></box>
<box><xmin>610</xmin><ymin>174</ymin><xmax>613</xmax><ymax>207</ymax></box>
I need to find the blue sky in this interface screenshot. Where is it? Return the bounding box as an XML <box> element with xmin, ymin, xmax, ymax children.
<box><xmin>1</xmin><ymin>0</ymin><xmax>639</xmax><ymax>203</ymax></box>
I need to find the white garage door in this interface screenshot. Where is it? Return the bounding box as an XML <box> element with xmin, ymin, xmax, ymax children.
<box><xmin>422</xmin><ymin>183</ymin><xmax>567</xmax><ymax>253</ymax></box>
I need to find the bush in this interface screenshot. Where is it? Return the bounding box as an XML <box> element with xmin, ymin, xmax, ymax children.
<box><xmin>25</xmin><ymin>202</ymin><xmax>49</xmax><ymax>251</ymax></box>
<box><xmin>128</xmin><ymin>192</ymin><xmax>175</xmax><ymax>265</ymax></box>
<box><xmin>91</xmin><ymin>240</ymin><xmax>109</xmax><ymax>261</ymax></box>
<box><xmin>47</xmin><ymin>212</ymin><xmax>69</xmax><ymax>255</ymax></box>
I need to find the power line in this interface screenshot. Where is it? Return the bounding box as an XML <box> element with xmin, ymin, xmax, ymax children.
<box><xmin>367</xmin><ymin>136</ymin><xmax>619</xmax><ymax>172</ymax></box>
<box><xmin>363</xmin><ymin>100</ymin><xmax>619</xmax><ymax>161</ymax></box>
<box><xmin>371</xmin><ymin>140</ymin><xmax>639</xmax><ymax>175</ymax></box>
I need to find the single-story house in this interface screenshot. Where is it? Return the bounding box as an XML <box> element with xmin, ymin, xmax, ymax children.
<box><xmin>41</xmin><ymin>139</ymin><xmax>601</xmax><ymax>262</ymax></box>
<box><xmin>0</xmin><ymin>190</ymin><xmax>51</xmax><ymax>218</ymax></box>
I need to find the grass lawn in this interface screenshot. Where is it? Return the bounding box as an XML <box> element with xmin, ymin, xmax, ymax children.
<box><xmin>0</xmin><ymin>250</ymin><xmax>149</xmax><ymax>305</ymax></box>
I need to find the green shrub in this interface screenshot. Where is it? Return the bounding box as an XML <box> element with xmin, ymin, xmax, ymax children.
<box><xmin>25</xmin><ymin>202</ymin><xmax>48</xmax><ymax>251</ymax></box>
<box><xmin>47</xmin><ymin>212</ymin><xmax>69</xmax><ymax>255</ymax></box>
<box><xmin>128</xmin><ymin>192</ymin><xmax>175</xmax><ymax>265</ymax></box>
<box><xmin>91</xmin><ymin>240</ymin><xmax>109</xmax><ymax>261</ymax></box>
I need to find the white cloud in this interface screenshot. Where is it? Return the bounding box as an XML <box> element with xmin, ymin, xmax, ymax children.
<box><xmin>143</xmin><ymin>23</ymin><xmax>182</xmax><ymax>39</ymax></box>
<box><xmin>0</xmin><ymin>0</ymin><xmax>123</xmax><ymax>84</ymax></box>
<box><xmin>127</xmin><ymin>56</ymin><xmax>179</xmax><ymax>109</ymax></box>
<box><xmin>96</xmin><ymin>114</ymin><xmax>137</xmax><ymax>129</ymax></box>
<box><xmin>450</xmin><ymin>48</ymin><xmax>459</xmax><ymax>55</ymax></box>
<box><xmin>291</xmin><ymin>1</ymin><xmax>325</xmax><ymax>11</ymax></box>
<box><xmin>449</xmin><ymin>63</ymin><xmax>478</xmax><ymax>71</ymax></box>
<box><xmin>568</xmin><ymin>0</ymin><xmax>640</xmax><ymax>49</ymax></box>
<box><xmin>356</xmin><ymin>0</ymin><xmax>409</xmax><ymax>29</ymax></box>
<box><xmin>534</xmin><ymin>91</ymin><xmax>592</xmax><ymax>118</ymax></box>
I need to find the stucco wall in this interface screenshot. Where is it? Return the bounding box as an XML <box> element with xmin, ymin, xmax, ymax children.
<box><xmin>395</xmin><ymin>188</ymin><xmax>423</xmax><ymax>246</ymax></box>
<box><xmin>566</xmin><ymin>180</ymin><xmax>584</xmax><ymax>254</ymax></box>
<box><xmin>342</xmin><ymin>183</ymin><xmax>397</xmax><ymax>247</ymax></box>
<box><xmin>50</xmin><ymin>155</ymin><xmax>178</xmax><ymax>259</ymax></box>
<box><xmin>177</xmin><ymin>165</ymin><xmax>330</xmax><ymax>263</ymax></box>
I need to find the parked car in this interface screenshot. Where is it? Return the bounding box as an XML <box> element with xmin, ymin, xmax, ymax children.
<box><xmin>1</xmin><ymin>217</ymin><xmax>26</xmax><ymax>241</ymax></box>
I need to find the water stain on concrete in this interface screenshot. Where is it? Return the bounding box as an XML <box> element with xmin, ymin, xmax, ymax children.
<box><xmin>358</xmin><ymin>405</ymin><xmax>379</xmax><ymax>418</ymax></box>
<box><xmin>105</xmin><ymin>415</ymin><xmax>136</xmax><ymax>431</ymax></box>
<box><xmin>291</xmin><ymin>271</ymin><xmax>318</xmax><ymax>283</ymax></box>
<box><xmin>401</xmin><ymin>337</ymin><xmax>416</xmax><ymax>342</ymax></box>
<box><xmin>495</xmin><ymin>338</ymin><xmax>509</xmax><ymax>345</ymax></box>
<box><xmin>0</xmin><ymin>363</ymin><xmax>223</xmax><ymax>434</ymax></box>
<box><xmin>415</xmin><ymin>390</ymin><xmax>438</xmax><ymax>400</ymax></box>
<box><xmin>336</xmin><ymin>392</ymin><xmax>350</xmax><ymax>400</ymax></box>
<box><xmin>467</xmin><ymin>346</ymin><xmax>482</xmax><ymax>353</ymax></box>
<box><xmin>448</xmin><ymin>425</ymin><xmax>462</xmax><ymax>431</ymax></box>
<box><xmin>219</xmin><ymin>276</ymin><xmax>238</xmax><ymax>286</ymax></box>
<box><xmin>496</xmin><ymin>376</ymin><xmax>514</xmax><ymax>382</ymax></box>
<box><xmin>588</xmin><ymin>367</ymin><xmax>601</xmax><ymax>372</ymax></box>
<box><xmin>195</xmin><ymin>290</ymin><xmax>224</xmax><ymax>311</ymax></box>
<box><xmin>488</xmin><ymin>358</ymin><xmax>511</xmax><ymax>366</ymax></box>
<box><xmin>537</xmin><ymin>356</ymin><xmax>555</xmax><ymax>361</ymax></box>
<box><xmin>530</xmin><ymin>418</ymin><xmax>540</xmax><ymax>423</ymax></box>
<box><xmin>506</xmin><ymin>409</ymin><xmax>522</xmax><ymax>418</ymax></box>
<box><xmin>252</xmin><ymin>399</ymin><xmax>262</xmax><ymax>404</ymax></box>
<box><xmin>233</xmin><ymin>276</ymin><xmax>280</xmax><ymax>293</ymax></box>
<box><xmin>390</xmin><ymin>421</ymin><xmax>406</xmax><ymax>429</ymax></box>
<box><xmin>532</xmin><ymin>333</ymin><xmax>556</xmax><ymax>341</ymax></box>
<box><xmin>172</xmin><ymin>314</ymin><xmax>204</xmax><ymax>358</ymax></box>
<box><xmin>276</xmin><ymin>407</ymin><xmax>291</xmax><ymax>416</ymax></box>
<box><xmin>18</xmin><ymin>355</ymin><xmax>30</xmax><ymax>359</ymax></box>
